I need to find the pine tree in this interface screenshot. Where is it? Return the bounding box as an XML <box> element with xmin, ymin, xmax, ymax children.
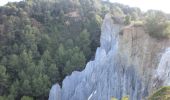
<box><xmin>0</xmin><ymin>65</ymin><xmax>8</xmax><ymax>94</ymax></box>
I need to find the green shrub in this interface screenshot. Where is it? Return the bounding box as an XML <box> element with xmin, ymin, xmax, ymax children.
<box><xmin>122</xmin><ymin>96</ymin><xmax>129</xmax><ymax>100</ymax></box>
<box><xmin>132</xmin><ymin>20</ymin><xmax>144</xmax><ymax>27</ymax></box>
<box><xmin>146</xmin><ymin>21</ymin><xmax>170</xmax><ymax>39</ymax></box>
<box><xmin>148</xmin><ymin>86</ymin><xmax>170</xmax><ymax>100</ymax></box>
<box><xmin>111</xmin><ymin>96</ymin><xmax>129</xmax><ymax>100</ymax></box>
<box><xmin>145</xmin><ymin>11</ymin><xmax>170</xmax><ymax>39</ymax></box>
<box><xmin>124</xmin><ymin>15</ymin><xmax>131</xmax><ymax>25</ymax></box>
<box><xmin>0</xmin><ymin>96</ymin><xmax>7</xmax><ymax>100</ymax></box>
<box><xmin>21</xmin><ymin>96</ymin><xmax>33</xmax><ymax>100</ymax></box>
<box><xmin>111</xmin><ymin>97</ymin><xmax>117</xmax><ymax>100</ymax></box>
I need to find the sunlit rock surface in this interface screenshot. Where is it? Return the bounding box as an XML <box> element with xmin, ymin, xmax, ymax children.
<box><xmin>60</xmin><ymin>14</ymin><xmax>127</xmax><ymax>100</ymax></box>
<box><xmin>49</xmin><ymin>84</ymin><xmax>61</xmax><ymax>100</ymax></box>
<box><xmin>155</xmin><ymin>48</ymin><xmax>170</xmax><ymax>86</ymax></box>
<box><xmin>48</xmin><ymin>14</ymin><xmax>170</xmax><ymax>100</ymax></box>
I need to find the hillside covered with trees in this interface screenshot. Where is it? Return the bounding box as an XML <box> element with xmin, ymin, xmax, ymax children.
<box><xmin>0</xmin><ymin>0</ymin><xmax>170</xmax><ymax>100</ymax></box>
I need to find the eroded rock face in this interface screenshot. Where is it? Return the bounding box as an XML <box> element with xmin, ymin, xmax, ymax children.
<box><xmin>60</xmin><ymin>14</ymin><xmax>125</xmax><ymax>100</ymax></box>
<box><xmin>49</xmin><ymin>84</ymin><xmax>61</xmax><ymax>100</ymax></box>
<box><xmin>155</xmin><ymin>48</ymin><xmax>170</xmax><ymax>86</ymax></box>
<box><xmin>48</xmin><ymin>14</ymin><xmax>170</xmax><ymax>100</ymax></box>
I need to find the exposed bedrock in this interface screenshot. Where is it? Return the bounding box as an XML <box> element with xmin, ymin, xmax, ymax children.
<box><xmin>49</xmin><ymin>14</ymin><xmax>170</xmax><ymax>100</ymax></box>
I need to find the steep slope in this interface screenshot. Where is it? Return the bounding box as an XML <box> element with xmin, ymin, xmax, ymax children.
<box><xmin>120</xmin><ymin>25</ymin><xmax>170</xmax><ymax>93</ymax></box>
<box><xmin>155</xmin><ymin>48</ymin><xmax>170</xmax><ymax>86</ymax></box>
<box><xmin>49</xmin><ymin>14</ymin><xmax>170</xmax><ymax>100</ymax></box>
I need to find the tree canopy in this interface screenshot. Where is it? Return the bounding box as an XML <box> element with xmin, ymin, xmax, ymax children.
<box><xmin>0</xmin><ymin>0</ymin><xmax>165</xmax><ymax>100</ymax></box>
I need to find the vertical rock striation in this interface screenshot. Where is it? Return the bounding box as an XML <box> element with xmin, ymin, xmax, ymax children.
<box><xmin>49</xmin><ymin>84</ymin><xmax>61</xmax><ymax>100</ymax></box>
<box><xmin>155</xmin><ymin>48</ymin><xmax>170</xmax><ymax>86</ymax></box>
<box><xmin>48</xmin><ymin>14</ymin><xmax>170</xmax><ymax>100</ymax></box>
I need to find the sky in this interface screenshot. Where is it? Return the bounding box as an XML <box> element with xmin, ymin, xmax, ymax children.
<box><xmin>110</xmin><ymin>0</ymin><xmax>170</xmax><ymax>13</ymax></box>
<box><xmin>1</xmin><ymin>0</ymin><xmax>170</xmax><ymax>13</ymax></box>
<box><xmin>0</xmin><ymin>0</ymin><xmax>22</xmax><ymax>6</ymax></box>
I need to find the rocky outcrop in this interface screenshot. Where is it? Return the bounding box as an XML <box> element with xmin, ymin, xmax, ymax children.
<box><xmin>48</xmin><ymin>14</ymin><xmax>170</xmax><ymax>100</ymax></box>
<box><xmin>48</xmin><ymin>84</ymin><xmax>61</xmax><ymax>100</ymax></box>
<box><xmin>155</xmin><ymin>48</ymin><xmax>170</xmax><ymax>86</ymax></box>
<box><xmin>119</xmin><ymin>25</ymin><xmax>170</xmax><ymax>93</ymax></box>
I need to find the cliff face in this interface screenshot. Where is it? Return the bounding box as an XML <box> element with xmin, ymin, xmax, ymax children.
<box><xmin>119</xmin><ymin>25</ymin><xmax>170</xmax><ymax>92</ymax></box>
<box><xmin>49</xmin><ymin>14</ymin><xmax>170</xmax><ymax>100</ymax></box>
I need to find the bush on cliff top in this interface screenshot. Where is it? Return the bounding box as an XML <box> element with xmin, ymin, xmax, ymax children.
<box><xmin>145</xmin><ymin>10</ymin><xmax>170</xmax><ymax>39</ymax></box>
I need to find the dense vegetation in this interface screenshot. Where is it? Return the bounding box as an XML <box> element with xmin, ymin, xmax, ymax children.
<box><xmin>1</xmin><ymin>0</ymin><xmax>102</xmax><ymax>99</ymax></box>
<box><xmin>0</xmin><ymin>0</ymin><xmax>169</xmax><ymax>100</ymax></box>
<box><xmin>145</xmin><ymin>10</ymin><xmax>170</xmax><ymax>39</ymax></box>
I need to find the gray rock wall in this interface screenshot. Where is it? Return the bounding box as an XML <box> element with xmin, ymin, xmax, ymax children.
<box><xmin>48</xmin><ymin>14</ymin><xmax>170</xmax><ymax>100</ymax></box>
